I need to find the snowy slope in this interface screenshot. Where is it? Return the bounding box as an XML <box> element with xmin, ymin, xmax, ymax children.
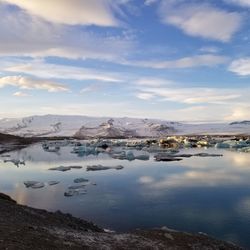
<box><xmin>0</xmin><ymin>115</ymin><xmax>177</xmax><ymax>137</ymax></box>
<box><xmin>0</xmin><ymin>115</ymin><xmax>249</xmax><ymax>137</ymax></box>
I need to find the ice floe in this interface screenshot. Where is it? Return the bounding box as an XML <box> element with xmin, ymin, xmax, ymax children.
<box><xmin>86</xmin><ymin>164</ymin><xmax>124</xmax><ymax>171</ymax></box>
<box><xmin>49</xmin><ymin>166</ymin><xmax>82</xmax><ymax>172</ymax></box>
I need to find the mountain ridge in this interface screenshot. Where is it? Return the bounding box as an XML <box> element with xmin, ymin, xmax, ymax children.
<box><xmin>0</xmin><ymin>115</ymin><xmax>249</xmax><ymax>137</ymax></box>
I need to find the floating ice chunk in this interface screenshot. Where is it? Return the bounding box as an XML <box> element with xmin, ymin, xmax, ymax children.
<box><xmin>48</xmin><ymin>181</ymin><xmax>60</xmax><ymax>186</ymax></box>
<box><xmin>70</xmin><ymin>166</ymin><xmax>83</xmax><ymax>169</ymax></box>
<box><xmin>86</xmin><ymin>164</ymin><xmax>124</xmax><ymax>171</ymax></box>
<box><xmin>134</xmin><ymin>154</ymin><xmax>150</xmax><ymax>161</ymax></box>
<box><xmin>49</xmin><ymin>166</ymin><xmax>71</xmax><ymax>172</ymax></box>
<box><xmin>110</xmin><ymin>151</ymin><xmax>126</xmax><ymax>160</ymax></box>
<box><xmin>64</xmin><ymin>190</ymin><xmax>75</xmax><ymax>197</ymax></box>
<box><xmin>215</xmin><ymin>142</ymin><xmax>230</xmax><ymax>149</ymax></box>
<box><xmin>1</xmin><ymin>154</ymin><xmax>11</xmax><ymax>158</ymax></box>
<box><xmin>68</xmin><ymin>184</ymin><xmax>87</xmax><ymax>190</ymax></box>
<box><xmin>64</xmin><ymin>190</ymin><xmax>87</xmax><ymax>197</ymax></box>
<box><xmin>64</xmin><ymin>185</ymin><xmax>87</xmax><ymax>197</ymax></box>
<box><xmin>74</xmin><ymin>178</ymin><xmax>89</xmax><ymax>183</ymax></box>
<box><xmin>126</xmin><ymin>151</ymin><xmax>135</xmax><ymax>161</ymax></box>
<box><xmin>154</xmin><ymin>154</ymin><xmax>183</xmax><ymax>162</ymax></box>
<box><xmin>24</xmin><ymin>181</ymin><xmax>45</xmax><ymax>189</ymax></box>
<box><xmin>194</xmin><ymin>153</ymin><xmax>223</xmax><ymax>157</ymax></box>
<box><xmin>24</xmin><ymin>181</ymin><xmax>39</xmax><ymax>188</ymax></box>
<box><xmin>238</xmin><ymin>147</ymin><xmax>250</xmax><ymax>153</ymax></box>
<box><xmin>4</xmin><ymin>159</ymin><xmax>25</xmax><ymax>167</ymax></box>
<box><xmin>71</xmin><ymin>146</ymin><xmax>97</xmax><ymax>155</ymax></box>
<box><xmin>48</xmin><ymin>166</ymin><xmax>82</xmax><ymax>172</ymax></box>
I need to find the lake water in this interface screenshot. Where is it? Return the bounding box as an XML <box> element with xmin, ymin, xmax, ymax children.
<box><xmin>1</xmin><ymin>142</ymin><xmax>250</xmax><ymax>248</ymax></box>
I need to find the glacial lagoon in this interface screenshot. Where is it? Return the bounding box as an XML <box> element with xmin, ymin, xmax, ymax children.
<box><xmin>1</xmin><ymin>141</ymin><xmax>250</xmax><ymax>247</ymax></box>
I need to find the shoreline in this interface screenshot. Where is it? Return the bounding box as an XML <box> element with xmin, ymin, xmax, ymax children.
<box><xmin>0</xmin><ymin>193</ymin><xmax>243</xmax><ymax>249</ymax></box>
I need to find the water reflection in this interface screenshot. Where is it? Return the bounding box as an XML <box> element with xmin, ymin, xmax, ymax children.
<box><xmin>1</xmin><ymin>144</ymin><xmax>250</xmax><ymax>247</ymax></box>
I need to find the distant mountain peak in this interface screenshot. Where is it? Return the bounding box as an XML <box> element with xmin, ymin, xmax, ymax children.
<box><xmin>230</xmin><ymin>121</ymin><xmax>250</xmax><ymax>125</ymax></box>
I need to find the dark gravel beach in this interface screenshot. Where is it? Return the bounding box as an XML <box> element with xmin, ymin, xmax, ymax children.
<box><xmin>0</xmin><ymin>193</ymin><xmax>243</xmax><ymax>250</ymax></box>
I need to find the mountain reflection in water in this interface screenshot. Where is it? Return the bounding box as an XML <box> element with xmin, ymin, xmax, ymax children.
<box><xmin>0</xmin><ymin>143</ymin><xmax>250</xmax><ymax>247</ymax></box>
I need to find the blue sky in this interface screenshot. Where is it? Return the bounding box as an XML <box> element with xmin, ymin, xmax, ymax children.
<box><xmin>0</xmin><ymin>0</ymin><xmax>250</xmax><ymax>122</ymax></box>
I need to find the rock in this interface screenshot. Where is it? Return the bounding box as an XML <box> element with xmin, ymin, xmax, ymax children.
<box><xmin>86</xmin><ymin>164</ymin><xmax>124</xmax><ymax>171</ymax></box>
<box><xmin>161</xmin><ymin>226</ymin><xmax>178</xmax><ymax>233</ymax></box>
<box><xmin>0</xmin><ymin>193</ymin><xmax>16</xmax><ymax>203</ymax></box>
<box><xmin>164</xmin><ymin>233</ymin><xmax>174</xmax><ymax>240</ymax></box>
<box><xmin>0</xmin><ymin>192</ymin><xmax>242</xmax><ymax>249</ymax></box>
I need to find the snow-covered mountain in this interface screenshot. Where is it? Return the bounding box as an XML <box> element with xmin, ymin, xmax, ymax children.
<box><xmin>0</xmin><ymin>115</ymin><xmax>249</xmax><ymax>138</ymax></box>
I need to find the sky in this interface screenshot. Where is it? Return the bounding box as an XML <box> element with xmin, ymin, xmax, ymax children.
<box><xmin>0</xmin><ymin>0</ymin><xmax>250</xmax><ymax>122</ymax></box>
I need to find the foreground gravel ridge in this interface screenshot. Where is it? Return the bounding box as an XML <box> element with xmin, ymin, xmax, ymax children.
<box><xmin>0</xmin><ymin>193</ymin><xmax>244</xmax><ymax>250</ymax></box>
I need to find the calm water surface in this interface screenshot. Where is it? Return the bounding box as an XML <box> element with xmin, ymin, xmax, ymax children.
<box><xmin>1</xmin><ymin>142</ymin><xmax>250</xmax><ymax>247</ymax></box>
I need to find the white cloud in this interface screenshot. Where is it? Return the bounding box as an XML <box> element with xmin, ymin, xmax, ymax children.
<box><xmin>228</xmin><ymin>58</ymin><xmax>250</xmax><ymax>76</ymax></box>
<box><xmin>199</xmin><ymin>46</ymin><xmax>220</xmax><ymax>54</ymax></box>
<box><xmin>2</xmin><ymin>0</ymin><xmax>120</xmax><ymax>26</ymax></box>
<box><xmin>0</xmin><ymin>76</ymin><xmax>69</xmax><ymax>92</ymax></box>
<box><xmin>136</xmin><ymin>92</ymin><xmax>155</xmax><ymax>100</ymax></box>
<box><xmin>224</xmin><ymin>0</ymin><xmax>250</xmax><ymax>7</ymax></box>
<box><xmin>138</xmin><ymin>176</ymin><xmax>154</xmax><ymax>184</ymax></box>
<box><xmin>136</xmin><ymin>87</ymin><xmax>241</xmax><ymax>104</ymax></box>
<box><xmin>144</xmin><ymin>0</ymin><xmax>158</xmax><ymax>6</ymax></box>
<box><xmin>13</xmin><ymin>91</ymin><xmax>30</xmax><ymax>97</ymax></box>
<box><xmin>0</xmin><ymin>3</ymin><xmax>133</xmax><ymax>60</ymax></box>
<box><xmin>4</xmin><ymin>59</ymin><xmax>123</xmax><ymax>83</ymax></box>
<box><xmin>135</xmin><ymin>78</ymin><xmax>172</xmax><ymax>87</ymax></box>
<box><xmin>159</xmin><ymin>1</ymin><xmax>242</xmax><ymax>42</ymax></box>
<box><xmin>140</xmin><ymin>170</ymin><xmax>243</xmax><ymax>190</ymax></box>
<box><xmin>80</xmin><ymin>84</ymin><xmax>103</xmax><ymax>94</ymax></box>
<box><xmin>225</xmin><ymin>105</ymin><xmax>250</xmax><ymax>120</ymax></box>
<box><xmin>123</xmin><ymin>54</ymin><xmax>228</xmax><ymax>69</ymax></box>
